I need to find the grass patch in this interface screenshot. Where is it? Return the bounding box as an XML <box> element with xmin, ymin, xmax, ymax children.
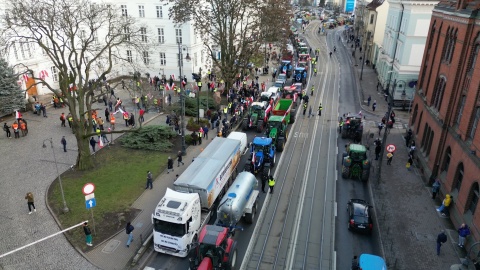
<box><xmin>48</xmin><ymin>143</ymin><xmax>169</xmax><ymax>251</ymax></box>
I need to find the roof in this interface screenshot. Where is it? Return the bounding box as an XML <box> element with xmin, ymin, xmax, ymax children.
<box><xmin>295</xmin><ymin>67</ymin><xmax>306</xmax><ymax>71</ymax></box>
<box><xmin>359</xmin><ymin>254</ymin><xmax>387</xmax><ymax>270</ymax></box>
<box><xmin>349</xmin><ymin>144</ymin><xmax>367</xmax><ymax>152</ymax></box>
<box><xmin>253</xmin><ymin>137</ymin><xmax>272</xmax><ymax>146</ymax></box>
<box><xmin>366</xmin><ymin>0</ymin><xmax>384</xmax><ymax>10</ymax></box>
<box><xmin>251</xmin><ymin>101</ymin><xmax>265</xmax><ymax>107</ymax></box>
<box><xmin>199</xmin><ymin>225</ymin><xmax>227</xmax><ymax>246</ymax></box>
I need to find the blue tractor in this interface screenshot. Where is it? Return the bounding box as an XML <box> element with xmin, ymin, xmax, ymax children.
<box><xmin>279</xmin><ymin>60</ymin><xmax>293</xmax><ymax>78</ymax></box>
<box><xmin>244</xmin><ymin>137</ymin><xmax>276</xmax><ymax>178</ymax></box>
<box><xmin>293</xmin><ymin>67</ymin><xmax>307</xmax><ymax>84</ymax></box>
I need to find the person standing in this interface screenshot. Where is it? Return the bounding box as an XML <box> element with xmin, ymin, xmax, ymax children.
<box><xmin>83</xmin><ymin>222</ymin><xmax>93</xmax><ymax>246</ymax></box>
<box><xmin>25</xmin><ymin>192</ymin><xmax>36</xmax><ymax>214</ymax></box>
<box><xmin>177</xmin><ymin>151</ymin><xmax>184</xmax><ymax>167</ymax></box>
<box><xmin>125</xmin><ymin>222</ymin><xmax>134</xmax><ymax>248</ymax></box>
<box><xmin>372</xmin><ymin>100</ymin><xmax>377</xmax><ymax>111</ymax></box>
<box><xmin>386</xmin><ymin>152</ymin><xmax>393</xmax><ymax>165</ymax></box>
<box><xmin>432</xmin><ymin>179</ymin><xmax>441</xmax><ymax>199</ymax></box>
<box><xmin>167</xmin><ymin>156</ymin><xmax>174</xmax><ymax>173</ymax></box>
<box><xmin>105</xmin><ymin>108</ymin><xmax>110</xmax><ymax>123</ymax></box>
<box><xmin>268</xmin><ymin>175</ymin><xmax>275</xmax><ymax>194</ymax></box>
<box><xmin>407</xmin><ymin>155</ymin><xmax>413</xmax><ymax>171</ymax></box>
<box><xmin>12</xmin><ymin>121</ymin><xmax>20</xmax><ymax>139</ymax></box>
<box><xmin>145</xmin><ymin>171</ymin><xmax>153</xmax><ymax>189</ymax></box>
<box><xmin>61</xmin><ymin>136</ymin><xmax>67</xmax><ymax>152</ymax></box>
<box><xmin>458</xmin><ymin>223</ymin><xmax>471</xmax><ymax>248</ymax></box>
<box><xmin>378</xmin><ymin>122</ymin><xmax>384</xmax><ymax>136</ymax></box>
<box><xmin>139</xmin><ymin>108</ymin><xmax>145</xmax><ymax>123</ymax></box>
<box><xmin>89</xmin><ymin>137</ymin><xmax>97</xmax><ymax>152</ymax></box>
<box><xmin>367</xmin><ymin>95</ymin><xmax>371</xmax><ymax>106</ymax></box>
<box><xmin>318</xmin><ymin>104</ymin><xmax>323</xmax><ymax>116</ymax></box>
<box><xmin>303</xmin><ymin>102</ymin><xmax>307</xmax><ymax>116</ymax></box>
<box><xmin>3</xmin><ymin>123</ymin><xmax>11</xmax><ymax>138</ymax></box>
<box><xmin>60</xmin><ymin>113</ymin><xmax>66</xmax><ymax>127</ymax></box>
<box><xmin>436</xmin><ymin>230</ymin><xmax>447</xmax><ymax>256</ymax></box>
<box><xmin>203</xmin><ymin>126</ymin><xmax>209</xmax><ymax>140</ymax></box>
<box><xmin>261</xmin><ymin>174</ymin><xmax>268</xmax><ymax>193</ymax></box>
<box><xmin>375</xmin><ymin>143</ymin><xmax>381</xmax><ymax>160</ymax></box>
<box><xmin>110</xmin><ymin>115</ymin><xmax>116</xmax><ymax>131</ymax></box>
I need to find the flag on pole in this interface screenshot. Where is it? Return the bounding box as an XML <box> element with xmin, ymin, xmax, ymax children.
<box><xmin>98</xmin><ymin>138</ymin><xmax>104</xmax><ymax>149</ymax></box>
<box><xmin>22</xmin><ymin>74</ymin><xmax>28</xmax><ymax>81</ymax></box>
<box><xmin>15</xmin><ymin>111</ymin><xmax>22</xmax><ymax>119</ymax></box>
<box><xmin>252</xmin><ymin>151</ymin><xmax>256</xmax><ymax>164</ymax></box>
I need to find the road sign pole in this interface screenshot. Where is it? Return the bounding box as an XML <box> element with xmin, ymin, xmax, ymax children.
<box><xmin>90</xmin><ymin>209</ymin><xmax>96</xmax><ymax>236</ymax></box>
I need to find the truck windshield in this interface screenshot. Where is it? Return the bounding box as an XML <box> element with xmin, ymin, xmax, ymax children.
<box><xmin>153</xmin><ymin>218</ymin><xmax>186</xmax><ymax>237</ymax></box>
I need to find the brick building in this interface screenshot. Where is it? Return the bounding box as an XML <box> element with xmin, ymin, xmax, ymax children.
<box><xmin>411</xmin><ymin>0</ymin><xmax>480</xmax><ymax>245</ymax></box>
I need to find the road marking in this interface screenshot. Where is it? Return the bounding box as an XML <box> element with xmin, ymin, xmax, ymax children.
<box><xmin>294</xmin><ymin>132</ymin><xmax>309</xmax><ymax>138</ymax></box>
<box><xmin>334</xmin><ymin>202</ymin><xmax>337</xmax><ymax>217</ymax></box>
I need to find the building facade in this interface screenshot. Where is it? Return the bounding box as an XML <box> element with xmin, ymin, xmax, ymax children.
<box><xmin>376</xmin><ymin>0</ymin><xmax>437</xmax><ymax>103</ymax></box>
<box><xmin>411</xmin><ymin>0</ymin><xmax>480</xmax><ymax>247</ymax></box>
<box><xmin>2</xmin><ymin>0</ymin><xmax>209</xmax><ymax>97</ymax></box>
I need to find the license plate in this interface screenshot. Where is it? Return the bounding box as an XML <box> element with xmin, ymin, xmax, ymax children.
<box><xmin>358</xmin><ymin>225</ymin><xmax>365</xmax><ymax>229</ymax></box>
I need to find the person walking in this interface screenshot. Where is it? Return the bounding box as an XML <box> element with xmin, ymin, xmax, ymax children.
<box><xmin>145</xmin><ymin>171</ymin><xmax>153</xmax><ymax>189</ymax></box>
<box><xmin>41</xmin><ymin>103</ymin><xmax>47</xmax><ymax>117</ymax></box>
<box><xmin>367</xmin><ymin>95</ymin><xmax>371</xmax><ymax>106</ymax></box>
<box><xmin>261</xmin><ymin>174</ymin><xmax>268</xmax><ymax>193</ymax></box>
<box><xmin>110</xmin><ymin>115</ymin><xmax>116</xmax><ymax>131</ymax></box>
<box><xmin>125</xmin><ymin>222</ymin><xmax>135</xmax><ymax>248</ymax></box>
<box><xmin>203</xmin><ymin>126</ymin><xmax>209</xmax><ymax>140</ymax></box>
<box><xmin>167</xmin><ymin>157</ymin><xmax>174</xmax><ymax>173</ymax></box>
<box><xmin>458</xmin><ymin>223</ymin><xmax>471</xmax><ymax>248</ymax></box>
<box><xmin>303</xmin><ymin>102</ymin><xmax>307</xmax><ymax>116</ymax></box>
<box><xmin>177</xmin><ymin>151</ymin><xmax>184</xmax><ymax>167</ymax></box>
<box><xmin>89</xmin><ymin>137</ymin><xmax>97</xmax><ymax>152</ymax></box>
<box><xmin>268</xmin><ymin>175</ymin><xmax>276</xmax><ymax>194</ymax></box>
<box><xmin>436</xmin><ymin>230</ymin><xmax>447</xmax><ymax>256</ymax></box>
<box><xmin>375</xmin><ymin>143</ymin><xmax>381</xmax><ymax>160</ymax></box>
<box><xmin>61</xmin><ymin>136</ymin><xmax>67</xmax><ymax>152</ymax></box>
<box><xmin>25</xmin><ymin>192</ymin><xmax>36</xmax><ymax>214</ymax></box>
<box><xmin>378</xmin><ymin>122</ymin><xmax>384</xmax><ymax>136</ymax></box>
<box><xmin>83</xmin><ymin>222</ymin><xmax>93</xmax><ymax>246</ymax></box>
<box><xmin>437</xmin><ymin>194</ymin><xmax>452</xmax><ymax>214</ymax></box>
<box><xmin>60</xmin><ymin>113</ymin><xmax>66</xmax><ymax>127</ymax></box>
<box><xmin>372</xmin><ymin>100</ymin><xmax>377</xmax><ymax>111</ymax></box>
<box><xmin>386</xmin><ymin>152</ymin><xmax>394</xmax><ymax>165</ymax></box>
<box><xmin>105</xmin><ymin>108</ymin><xmax>110</xmax><ymax>123</ymax></box>
<box><xmin>407</xmin><ymin>155</ymin><xmax>413</xmax><ymax>171</ymax></box>
<box><xmin>3</xmin><ymin>123</ymin><xmax>11</xmax><ymax>138</ymax></box>
<box><xmin>432</xmin><ymin>179</ymin><xmax>441</xmax><ymax>199</ymax></box>
<box><xmin>318</xmin><ymin>104</ymin><xmax>323</xmax><ymax>116</ymax></box>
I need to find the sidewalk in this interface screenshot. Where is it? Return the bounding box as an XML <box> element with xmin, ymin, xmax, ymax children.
<box><xmin>344</xmin><ymin>34</ymin><xmax>467</xmax><ymax>269</ymax></box>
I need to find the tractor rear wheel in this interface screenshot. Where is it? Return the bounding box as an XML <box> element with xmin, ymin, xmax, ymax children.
<box><xmin>242</xmin><ymin>119</ymin><xmax>248</xmax><ymax>131</ymax></box>
<box><xmin>361</xmin><ymin>169</ymin><xmax>370</xmax><ymax>182</ymax></box>
<box><xmin>277</xmin><ymin>138</ymin><xmax>284</xmax><ymax>152</ymax></box>
<box><xmin>341</xmin><ymin>165</ymin><xmax>350</xmax><ymax>179</ymax></box>
<box><xmin>290</xmin><ymin>111</ymin><xmax>296</xmax><ymax>124</ymax></box>
<box><xmin>226</xmin><ymin>242</ymin><xmax>238</xmax><ymax>270</ymax></box>
<box><xmin>270</xmin><ymin>154</ymin><xmax>276</xmax><ymax>168</ymax></box>
<box><xmin>256</xmin><ymin>120</ymin><xmax>264</xmax><ymax>133</ymax></box>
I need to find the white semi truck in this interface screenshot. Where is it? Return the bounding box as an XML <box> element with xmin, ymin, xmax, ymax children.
<box><xmin>152</xmin><ymin>137</ymin><xmax>244</xmax><ymax>257</ymax></box>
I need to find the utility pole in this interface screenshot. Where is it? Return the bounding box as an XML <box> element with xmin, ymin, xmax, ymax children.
<box><xmin>178</xmin><ymin>43</ymin><xmax>186</xmax><ymax>156</ymax></box>
<box><xmin>376</xmin><ymin>79</ymin><xmax>396</xmax><ymax>185</ymax></box>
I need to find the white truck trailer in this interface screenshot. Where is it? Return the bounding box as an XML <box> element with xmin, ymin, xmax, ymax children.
<box><xmin>151</xmin><ymin>136</ymin><xmax>242</xmax><ymax>257</ymax></box>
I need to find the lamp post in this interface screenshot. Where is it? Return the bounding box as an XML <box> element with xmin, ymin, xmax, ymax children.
<box><xmin>197</xmin><ymin>67</ymin><xmax>202</xmax><ymax>124</ymax></box>
<box><xmin>177</xmin><ymin>42</ymin><xmax>191</xmax><ymax>156</ymax></box>
<box><xmin>43</xmin><ymin>138</ymin><xmax>69</xmax><ymax>213</ymax></box>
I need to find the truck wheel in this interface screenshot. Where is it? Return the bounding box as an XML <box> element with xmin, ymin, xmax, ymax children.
<box><xmin>290</xmin><ymin>110</ymin><xmax>295</xmax><ymax>124</ymax></box>
<box><xmin>341</xmin><ymin>165</ymin><xmax>350</xmax><ymax>179</ymax></box>
<box><xmin>270</xmin><ymin>154</ymin><xmax>276</xmax><ymax>168</ymax></box>
<box><xmin>245</xmin><ymin>203</ymin><xmax>256</xmax><ymax>224</ymax></box>
<box><xmin>227</xmin><ymin>244</ymin><xmax>238</xmax><ymax>270</ymax></box>
<box><xmin>256</xmin><ymin>121</ymin><xmax>264</xmax><ymax>133</ymax></box>
<box><xmin>361</xmin><ymin>169</ymin><xmax>370</xmax><ymax>182</ymax></box>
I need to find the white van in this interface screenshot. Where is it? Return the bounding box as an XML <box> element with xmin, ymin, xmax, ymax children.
<box><xmin>227</xmin><ymin>132</ymin><xmax>248</xmax><ymax>155</ymax></box>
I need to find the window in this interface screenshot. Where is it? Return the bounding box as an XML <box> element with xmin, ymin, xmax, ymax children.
<box><xmin>93</xmin><ymin>31</ymin><xmax>98</xmax><ymax>44</ymax></box>
<box><xmin>370</xmin><ymin>14</ymin><xmax>374</xmax><ymax>24</ymax></box>
<box><xmin>127</xmin><ymin>50</ymin><xmax>132</xmax><ymax>63</ymax></box>
<box><xmin>442</xmin><ymin>147</ymin><xmax>451</xmax><ymax>172</ymax></box>
<box><xmin>456</xmin><ymin>95</ymin><xmax>466</xmax><ymax>125</ymax></box>
<box><xmin>432</xmin><ymin>77</ymin><xmax>446</xmax><ymax>110</ymax></box>
<box><xmin>138</xmin><ymin>5</ymin><xmax>145</xmax><ymax>17</ymax></box>
<box><xmin>143</xmin><ymin>51</ymin><xmax>149</xmax><ymax>65</ymax></box>
<box><xmin>156</xmin><ymin>6</ymin><xmax>163</xmax><ymax>18</ymax></box>
<box><xmin>176</xmin><ymin>29</ymin><xmax>182</xmax><ymax>44</ymax></box>
<box><xmin>20</xmin><ymin>43</ymin><xmax>26</xmax><ymax>59</ymax></box>
<box><xmin>468</xmin><ymin>183</ymin><xmax>479</xmax><ymax>214</ymax></box>
<box><xmin>157</xmin><ymin>28</ymin><xmax>165</xmax><ymax>44</ymax></box>
<box><xmin>121</xmin><ymin>5</ymin><xmax>128</xmax><ymax>17</ymax></box>
<box><xmin>443</xmin><ymin>28</ymin><xmax>457</xmax><ymax>63</ymax></box>
<box><xmin>140</xmin><ymin>27</ymin><xmax>147</xmax><ymax>42</ymax></box>
<box><xmin>51</xmin><ymin>66</ymin><xmax>58</xmax><ymax>82</ymax></box>
<box><xmin>468</xmin><ymin>44</ymin><xmax>480</xmax><ymax>73</ymax></box>
<box><xmin>159</xmin><ymin>52</ymin><xmax>166</xmax><ymax>65</ymax></box>
<box><xmin>454</xmin><ymin>163</ymin><xmax>464</xmax><ymax>191</ymax></box>
<box><xmin>427</xmin><ymin>21</ymin><xmax>436</xmax><ymax>50</ymax></box>
<box><xmin>123</xmin><ymin>27</ymin><xmax>130</xmax><ymax>41</ymax></box>
<box><xmin>470</xmin><ymin>107</ymin><xmax>480</xmax><ymax>139</ymax></box>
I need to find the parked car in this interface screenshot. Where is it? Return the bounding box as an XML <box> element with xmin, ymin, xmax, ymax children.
<box><xmin>347</xmin><ymin>199</ymin><xmax>373</xmax><ymax>234</ymax></box>
<box><xmin>274</xmin><ymin>80</ymin><xmax>285</xmax><ymax>88</ymax></box>
<box><xmin>278</xmin><ymin>73</ymin><xmax>287</xmax><ymax>84</ymax></box>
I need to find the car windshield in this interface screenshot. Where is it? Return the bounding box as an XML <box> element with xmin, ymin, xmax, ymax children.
<box><xmin>353</xmin><ymin>206</ymin><xmax>369</xmax><ymax>223</ymax></box>
<box><xmin>153</xmin><ymin>218</ymin><xmax>186</xmax><ymax>237</ymax></box>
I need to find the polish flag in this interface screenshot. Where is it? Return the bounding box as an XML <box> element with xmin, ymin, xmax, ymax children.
<box><xmin>171</xmin><ymin>74</ymin><xmax>176</xmax><ymax>81</ymax></box>
<box><xmin>15</xmin><ymin>111</ymin><xmax>22</xmax><ymax>119</ymax></box>
<box><xmin>39</xmin><ymin>70</ymin><xmax>49</xmax><ymax>80</ymax></box>
<box><xmin>22</xmin><ymin>74</ymin><xmax>29</xmax><ymax>81</ymax></box>
<box><xmin>252</xmin><ymin>151</ymin><xmax>256</xmax><ymax>164</ymax></box>
<box><xmin>166</xmin><ymin>83</ymin><xmax>175</xmax><ymax>91</ymax></box>
<box><xmin>98</xmin><ymin>138</ymin><xmax>104</xmax><ymax>149</ymax></box>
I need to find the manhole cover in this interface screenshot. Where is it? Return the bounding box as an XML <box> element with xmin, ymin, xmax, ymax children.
<box><xmin>102</xmin><ymin>239</ymin><xmax>120</xmax><ymax>253</ymax></box>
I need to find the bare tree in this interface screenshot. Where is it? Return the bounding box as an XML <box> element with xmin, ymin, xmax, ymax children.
<box><xmin>2</xmin><ymin>0</ymin><xmax>148</xmax><ymax>170</ymax></box>
<box><xmin>168</xmin><ymin>0</ymin><xmax>263</xmax><ymax>91</ymax></box>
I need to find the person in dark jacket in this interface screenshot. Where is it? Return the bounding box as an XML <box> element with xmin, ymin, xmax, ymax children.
<box><xmin>3</xmin><ymin>123</ymin><xmax>11</xmax><ymax>138</ymax></box>
<box><xmin>436</xmin><ymin>230</ymin><xmax>447</xmax><ymax>255</ymax></box>
<box><xmin>458</xmin><ymin>223</ymin><xmax>471</xmax><ymax>248</ymax></box>
<box><xmin>89</xmin><ymin>137</ymin><xmax>97</xmax><ymax>152</ymax></box>
<box><xmin>128</xmin><ymin>113</ymin><xmax>135</xmax><ymax>128</ymax></box>
<box><xmin>167</xmin><ymin>157</ymin><xmax>174</xmax><ymax>173</ymax></box>
<box><xmin>177</xmin><ymin>151</ymin><xmax>184</xmax><ymax>166</ymax></box>
<box><xmin>83</xmin><ymin>222</ymin><xmax>93</xmax><ymax>246</ymax></box>
<box><xmin>126</xmin><ymin>222</ymin><xmax>134</xmax><ymax>247</ymax></box>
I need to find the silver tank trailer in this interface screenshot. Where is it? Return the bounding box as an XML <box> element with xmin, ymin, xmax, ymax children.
<box><xmin>216</xmin><ymin>172</ymin><xmax>258</xmax><ymax>227</ymax></box>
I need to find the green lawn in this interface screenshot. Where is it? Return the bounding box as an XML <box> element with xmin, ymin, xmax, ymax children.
<box><xmin>48</xmin><ymin>144</ymin><xmax>169</xmax><ymax>249</ymax></box>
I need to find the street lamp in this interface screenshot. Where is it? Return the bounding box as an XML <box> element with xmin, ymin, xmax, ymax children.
<box><xmin>178</xmin><ymin>43</ymin><xmax>191</xmax><ymax>156</ymax></box>
<box><xmin>42</xmin><ymin>138</ymin><xmax>69</xmax><ymax>213</ymax></box>
<box><xmin>197</xmin><ymin>67</ymin><xmax>203</xmax><ymax>124</ymax></box>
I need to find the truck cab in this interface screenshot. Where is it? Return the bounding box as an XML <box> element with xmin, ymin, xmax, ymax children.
<box><xmin>152</xmin><ymin>189</ymin><xmax>206</xmax><ymax>257</ymax></box>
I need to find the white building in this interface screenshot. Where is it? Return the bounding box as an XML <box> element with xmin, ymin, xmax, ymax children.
<box><xmin>2</xmin><ymin>0</ymin><xmax>210</xmax><ymax>97</ymax></box>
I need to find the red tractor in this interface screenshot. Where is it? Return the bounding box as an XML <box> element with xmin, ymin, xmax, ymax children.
<box><xmin>189</xmin><ymin>225</ymin><xmax>238</xmax><ymax>270</ymax></box>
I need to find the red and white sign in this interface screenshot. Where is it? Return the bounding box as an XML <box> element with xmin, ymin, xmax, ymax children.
<box><xmin>82</xmin><ymin>183</ymin><xmax>95</xmax><ymax>195</ymax></box>
<box><xmin>386</xmin><ymin>144</ymin><xmax>396</xmax><ymax>153</ymax></box>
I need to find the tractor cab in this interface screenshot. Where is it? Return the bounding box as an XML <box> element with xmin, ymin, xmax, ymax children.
<box><xmin>297</xmin><ymin>61</ymin><xmax>309</xmax><ymax>71</ymax></box>
<box><xmin>298</xmin><ymin>46</ymin><xmax>309</xmax><ymax>54</ymax></box>
<box><xmin>298</xmin><ymin>54</ymin><xmax>310</xmax><ymax>63</ymax></box>
<box><xmin>282</xmin><ymin>85</ymin><xmax>298</xmax><ymax>104</ymax></box>
<box><xmin>280</xmin><ymin>60</ymin><xmax>293</xmax><ymax>78</ymax></box>
<box><xmin>293</xmin><ymin>67</ymin><xmax>307</xmax><ymax>83</ymax></box>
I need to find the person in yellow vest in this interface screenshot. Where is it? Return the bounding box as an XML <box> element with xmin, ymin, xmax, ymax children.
<box><xmin>220</xmin><ymin>79</ymin><xmax>224</xmax><ymax>85</ymax></box>
<box><xmin>96</xmin><ymin>127</ymin><xmax>101</xmax><ymax>139</ymax></box>
<box><xmin>153</xmin><ymin>98</ymin><xmax>158</xmax><ymax>112</ymax></box>
<box><xmin>198</xmin><ymin>127</ymin><xmax>203</xmax><ymax>145</ymax></box>
<box><xmin>318</xmin><ymin>103</ymin><xmax>323</xmax><ymax>116</ymax></box>
<box><xmin>223</xmin><ymin>106</ymin><xmax>228</xmax><ymax>120</ymax></box>
<box><xmin>197</xmin><ymin>81</ymin><xmax>202</xmax><ymax>91</ymax></box>
<box><xmin>67</xmin><ymin>113</ymin><xmax>73</xmax><ymax>128</ymax></box>
<box><xmin>176</xmin><ymin>86</ymin><xmax>181</xmax><ymax>96</ymax></box>
<box><xmin>110</xmin><ymin>115</ymin><xmax>116</xmax><ymax>130</ymax></box>
<box><xmin>228</xmin><ymin>102</ymin><xmax>232</xmax><ymax>115</ymax></box>
<box><xmin>268</xmin><ymin>175</ymin><xmax>276</xmax><ymax>194</ymax></box>
<box><xmin>135</xmin><ymin>97</ymin><xmax>140</xmax><ymax>109</ymax></box>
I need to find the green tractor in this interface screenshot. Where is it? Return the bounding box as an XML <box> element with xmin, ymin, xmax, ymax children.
<box><xmin>266</xmin><ymin>115</ymin><xmax>288</xmax><ymax>152</ymax></box>
<box><xmin>341</xmin><ymin>114</ymin><xmax>364</xmax><ymax>143</ymax></box>
<box><xmin>242</xmin><ymin>102</ymin><xmax>268</xmax><ymax>133</ymax></box>
<box><xmin>341</xmin><ymin>144</ymin><xmax>370</xmax><ymax>182</ymax></box>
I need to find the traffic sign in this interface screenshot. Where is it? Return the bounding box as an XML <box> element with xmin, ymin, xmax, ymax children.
<box><xmin>85</xmin><ymin>193</ymin><xmax>95</xmax><ymax>201</ymax></box>
<box><xmin>386</xmin><ymin>144</ymin><xmax>396</xmax><ymax>153</ymax></box>
<box><xmin>85</xmin><ymin>198</ymin><xmax>96</xmax><ymax>209</ymax></box>
<box><xmin>82</xmin><ymin>183</ymin><xmax>95</xmax><ymax>195</ymax></box>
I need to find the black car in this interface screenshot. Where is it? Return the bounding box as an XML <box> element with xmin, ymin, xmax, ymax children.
<box><xmin>347</xmin><ymin>199</ymin><xmax>373</xmax><ymax>234</ymax></box>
